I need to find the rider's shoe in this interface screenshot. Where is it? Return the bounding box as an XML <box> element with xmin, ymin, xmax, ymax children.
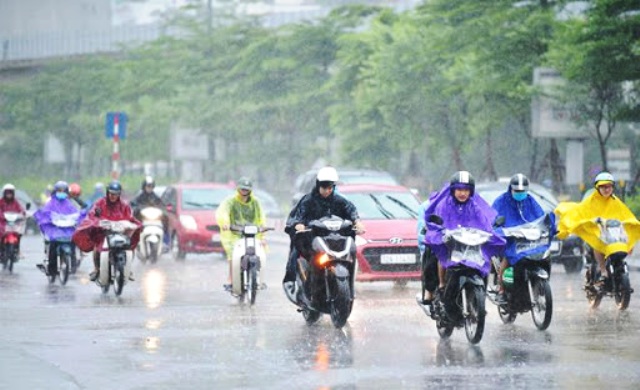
<box><xmin>89</xmin><ymin>270</ymin><xmax>99</xmax><ymax>281</ymax></box>
<box><xmin>223</xmin><ymin>284</ymin><xmax>232</xmax><ymax>292</ymax></box>
<box><xmin>36</xmin><ymin>263</ymin><xmax>48</xmax><ymax>275</ymax></box>
<box><xmin>283</xmin><ymin>281</ymin><xmax>298</xmax><ymax>303</ymax></box>
<box><xmin>495</xmin><ymin>291</ymin><xmax>507</xmax><ymax>304</ymax></box>
<box><xmin>128</xmin><ymin>272</ymin><xmax>135</xmax><ymax>282</ymax></box>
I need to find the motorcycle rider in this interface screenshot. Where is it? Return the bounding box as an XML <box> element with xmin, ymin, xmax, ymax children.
<box><xmin>0</xmin><ymin>184</ymin><xmax>27</xmax><ymax>263</ymax></box>
<box><xmin>130</xmin><ymin>176</ymin><xmax>169</xmax><ymax>250</ymax></box>
<box><xmin>86</xmin><ymin>182</ymin><xmax>105</xmax><ymax>208</ymax></box>
<box><xmin>69</xmin><ymin>182</ymin><xmax>89</xmax><ymax>210</ymax></box>
<box><xmin>282</xmin><ymin>166</ymin><xmax>365</xmax><ymax>294</ymax></box>
<box><xmin>34</xmin><ymin>181</ymin><xmax>86</xmax><ymax>275</ymax></box>
<box><xmin>491</xmin><ymin>173</ymin><xmax>551</xmax><ymax>303</ymax></box>
<box><xmin>556</xmin><ymin>171</ymin><xmax>639</xmax><ymax>285</ymax></box>
<box><xmin>73</xmin><ymin>180</ymin><xmax>141</xmax><ymax>282</ymax></box>
<box><xmin>215</xmin><ymin>177</ymin><xmax>266</xmax><ymax>290</ymax></box>
<box><xmin>422</xmin><ymin>171</ymin><xmax>505</xmax><ymax>302</ymax></box>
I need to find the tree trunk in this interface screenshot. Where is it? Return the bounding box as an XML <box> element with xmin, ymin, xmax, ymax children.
<box><xmin>550</xmin><ymin>139</ymin><xmax>564</xmax><ymax>194</ymax></box>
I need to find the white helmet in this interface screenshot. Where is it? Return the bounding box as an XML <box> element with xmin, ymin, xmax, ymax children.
<box><xmin>2</xmin><ymin>183</ymin><xmax>15</xmax><ymax>193</ymax></box>
<box><xmin>594</xmin><ymin>171</ymin><xmax>614</xmax><ymax>187</ymax></box>
<box><xmin>316</xmin><ymin>166</ymin><xmax>339</xmax><ymax>183</ymax></box>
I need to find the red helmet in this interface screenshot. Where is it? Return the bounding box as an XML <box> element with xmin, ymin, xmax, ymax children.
<box><xmin>69</xmin><ymin>183</ymin><xmax>82</xmax><ymax>198</ymax></box>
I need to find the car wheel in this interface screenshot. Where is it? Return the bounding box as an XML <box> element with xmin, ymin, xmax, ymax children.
<box><xmin>171</xmin><ymin>233</ymin><xmax>186</xmax><ymax>261</ymax></box>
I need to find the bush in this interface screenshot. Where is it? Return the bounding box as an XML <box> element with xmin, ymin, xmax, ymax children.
<box><xmin>626</xmin><ymin>194</ymin><xmax>640</xmax><ymax>219</ymax></box>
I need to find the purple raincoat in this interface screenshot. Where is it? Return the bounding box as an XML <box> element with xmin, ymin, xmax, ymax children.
<box><xmin>33</xmin><ymin>198</ymin><xmax>86</xmax><ymax>241</ymax></box>
<box><xmin>423</xmin><ymin>184</ymin><xmax>505</xmax><ymax>276</ymax></box>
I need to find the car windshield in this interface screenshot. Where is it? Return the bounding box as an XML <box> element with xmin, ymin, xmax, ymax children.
<box><xmin>342</xmin><ymin>191</ymin><xmax>420</xmax><ymax>220</ymax></box>
<box><xmin>181</xmin><ymin>188</ymin><xmax>233</xmax><ymax>210</ymax></box>
<box><xmin>477</xmin><ymin>187</ymin><xmax>557</xmax><ymax>213</ymax></box>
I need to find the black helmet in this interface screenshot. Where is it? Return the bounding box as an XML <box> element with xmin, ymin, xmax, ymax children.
<box><xmin>142</xmin><ymin>175</ymin><xmax>155</xmax><ymax>190</ymax></box>
<box><xmin>449</xmin><ymin>171</ymin><xmax>475</xmax><ymax>196</ymax></box>
<box><xmin>509</xmin><ymin>173</ymin><xmax>529</xmax><ymax>191</ymax></box>
<box><xmin>107</xmin><ymin>180</ymin><xmax>122</xmax><ymax>196</ymax></box>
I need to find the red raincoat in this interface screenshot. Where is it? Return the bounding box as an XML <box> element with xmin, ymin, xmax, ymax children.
<box><xmin>0</xmin><ymin>198</ymin><xmax>26</xmax><ymax>236</ymax></box>
<box><xmin>72</xmin><ymin>197</ymin><xmax>142</xmax><ymax>252</ymax></box>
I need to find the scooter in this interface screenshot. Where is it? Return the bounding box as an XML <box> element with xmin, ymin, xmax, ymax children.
<box><xmin>285</xmin><ymin>216</ymin><xmax>357</xmax><ymax>328</ymax></box>
<box><xmin>487</xmin><ymin>215</ymin><xmax>554</xmax><ymax>330</ymax></box>
<box><xmin>38</xmin><ymin>212</ymin><xmax>83</xmax><ymax>285</ymax></box>
<box><xmin>228</xmin><ymin>224</ymin><xmax>274</xmax><ymax>304</ymax></box>
<box><xmin>1</xmin><ymin>212</ymin><xmax>27</xmax><ymax>273</ymax></box>
<box><xmin>136</xmin><ymin>206</ymin><xmax>165</xmax><ymax>264</ymax></box>
<box><xmin>95</xmin><ymin>219</ymin><xmax>139</xmax><ymax>296</ymax></box>
<box><xmin>416</xmin><ymin>216</ymin><xmax>490</xmax><ymax>344</ymax></box>
<box><xmin>581</xmin><ymin>218</ymin><xmax>638</xmax><ymax>310</ymax></box>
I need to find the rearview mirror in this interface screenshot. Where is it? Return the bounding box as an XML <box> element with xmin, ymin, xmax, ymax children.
<box><xmin>25</xmin><ymin>202</ymin><xmax>31</xmax><ymax>211</ymax></box>
<box><xmin>428</xmin><ymin>214</ymin><xmax>443</xmax><ymax>225</ymax></box>
<box><xmin>494</xmin><ymin>216</ymin><xmax>505</xmax><ymax>228</ymax></box>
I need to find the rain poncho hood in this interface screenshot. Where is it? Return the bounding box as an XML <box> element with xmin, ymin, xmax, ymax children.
<box><xmin>72</xmin><ymin>197</ymin><xmax>142</xmax><ymax>252</ymax></box>
<box><xmin>216</xmin><ymin>192</ymin><xmax>266</xmax><ymax>258</ymax></box>
<box><xmin>423</xmin><ymin>184</ymin><xmax>505</xmax><ymax>276</ymax></box>
<box><xmin>555</xmin><ymin>190</ymin><xmax>640</xmax><ymax>255</ymax></box>
<box><xmin>34</xmin><ymin>198</ymin><xmax>86</xmax><ymax>241</ymax></box>
<box><xmin>492</xmin><ymin>186</ymin><xmax>555</xmax><ymax>265</ymax></box>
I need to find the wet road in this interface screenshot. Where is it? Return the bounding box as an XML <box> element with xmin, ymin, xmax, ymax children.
<box><xmin>1</xmin><ymin>234</ymin><xmax>640</xmax><ymax>389</ymax></box>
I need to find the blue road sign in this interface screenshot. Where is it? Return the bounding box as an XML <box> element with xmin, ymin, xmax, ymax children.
<box><xmin>105</xmin><ymin>112</ymin><xmax>128</xmax><ymax>139</ymax></box>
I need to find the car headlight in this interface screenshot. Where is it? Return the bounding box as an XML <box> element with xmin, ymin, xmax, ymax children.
<box><xmin>355</xmin><ymin>235</ymin><xmax>369</xmax><ymax>247</ymax></box>
<box><xmin>179</xmin><ymin>215</ymin><xmax>198</xmax><ymax>230</ymax></box>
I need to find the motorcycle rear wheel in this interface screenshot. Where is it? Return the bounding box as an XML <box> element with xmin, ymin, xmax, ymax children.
<box><xmin>615</xmin><ymin>273</ymin><xmax>631</xmax><ymax>311</ymax></box>
<box><xmin>59</xmin><ymin>252</ymin><xmax>70</xmax><ymax>286</ymax></box>
<box><xmin>464</xmin><ymin>285</ymin><xmax>486</xmax><ymax>344</ymax></box>
<box><xmin>330</xmin><ymin>277</ymin><xmax>353</xmax><ymax>328</ymax></box>
<box><xmin>531</xmin><ymin>279</ymin><xmax>553</xmax><ymax>330</ymax></box>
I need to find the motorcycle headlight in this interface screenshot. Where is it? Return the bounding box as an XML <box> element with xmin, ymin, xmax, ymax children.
<box><xmin>355</xmin><ymin>235</ymin><xmax>369</xmax><ymax>247</ymax></box>
<box><xmin>179</xmin><ymin>215</ymin><xmax>198</xmax><ymax>230</ymax></box>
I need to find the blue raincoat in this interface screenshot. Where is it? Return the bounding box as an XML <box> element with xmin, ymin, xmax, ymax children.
<box><xmin>492</xmin><ymin>186</ymin><xmax>556</xmax><ymax>265</ymax></box>
<box><xmin>34</xmin><ymin>197</ymin><xmax>86</xmax><ymax>241</ymax></box>
<box><xmin>423</xmin><ymin>184</ymin><xmax>505</xmax><ymax>276</ymax></box>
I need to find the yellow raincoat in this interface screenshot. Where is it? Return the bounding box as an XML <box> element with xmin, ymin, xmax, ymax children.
<box><xmin>555</xmin><ymin>191</ymin><xmax>640</xmax><ymax>257</ymax></box>
<box><xmin>215</xmin><ymin>192</ymin><xmax>266</xmax><ymax>260</ymax></box>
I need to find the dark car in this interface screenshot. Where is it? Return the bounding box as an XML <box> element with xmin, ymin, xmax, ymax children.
<box><xmin>476</xmin><ymin>181</ymin><xmax>585</xmax><ymax>274</ymax></box>
<box><xmin>161</xmin><ymin>182</ymin><xmax>235</xmax><ymax>260</ymax></box>
<box><xmin>292</xmin><ymin>168</ymin><xmax>399</xmax><ymax>206</ymax></box>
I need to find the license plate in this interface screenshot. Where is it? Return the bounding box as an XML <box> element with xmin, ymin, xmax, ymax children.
<box><xmin>550</xmin><ymin>240</ymin><xmax>561</xmax><ymax>252</ymax></box>
<box><xmin>380</xmin><ymin>253</ymin><xmax>416</xmax><ymax>264</ymax></box>
<box><xmin>211</xmin><ymin>234</ymin><xmax>221</xmax><ymax>242</ymax></box>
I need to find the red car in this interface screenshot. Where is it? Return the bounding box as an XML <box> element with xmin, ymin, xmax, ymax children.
<box><xmin>160</xmin><ymin>182</ymin><xmax>235</xmax><ymax>260</ymax></box>
<box><xmin>338</xmin><ymin>184</ymin><xmax>422</xmax><ymax>283</ymax></box>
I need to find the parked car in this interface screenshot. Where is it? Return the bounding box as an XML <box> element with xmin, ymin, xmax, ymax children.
<box><xmin>161</xmin><ymin>183</ymin><xmax>235</xmax><ymax>260</ymax></box>
<box><xmin>292</xmin><ymin>168</ymin><xmax>399</xmax><ymax>205</ymax></box>
<box><xmin>338</xmin><ymin>184</ymin><xmax>422</xmax><ymax>283</ymax></box>
<box><xmin>475</xmin><ymin>181</ymin><xmax>586</xmax><ymax>274</ymax></box>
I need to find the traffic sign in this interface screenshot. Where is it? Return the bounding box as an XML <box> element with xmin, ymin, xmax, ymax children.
<box><xmin>105</xmin><ymin>112</ymin><xmax>127</xmax><ymax>139</ymax></box>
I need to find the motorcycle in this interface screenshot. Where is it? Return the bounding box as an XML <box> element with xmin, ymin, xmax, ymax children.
<box><xmin>416</xmin><ymin>216</ymin><xmax>490</xmax><ymax>344</ymax></box>
<box><xmin>227</xmin><ymin>224</ymin><xmax>274</xmax><ymax>304</ymax></box>
<box><xmin>38</xmin><ymin>212</ymin><xmax>83</xmax><ymax>285</ymax></box>
<box><xmin>1</xmin><ymin>212</ymin><xmax>26</xmax><ymax>273</ymax></box>
<box><xmin>581</xmin><ymin>218</ymin><xmax>637</xmax><ymax>310</ymax></box>
<box><xmin>95</xmin><ymin>219</ymin><xmax>139</xmax><ymax>296</ymax></box>
<box><xmin>285</xmin><ymin>216</ymin><xmax>357</xmax><ymax>328</ymax></box>
<box><xmin>136</xmin><ymin>206</ymin><xmax>165</xmax><ymax>264</ymax></box>
<box><xmin>487</xmin><ymin>215</ymin><xmax>554</xmax><ymax>330</ymax></box>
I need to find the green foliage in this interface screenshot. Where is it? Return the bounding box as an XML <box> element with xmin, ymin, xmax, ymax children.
<box><xmin>626</xmin><ymin>194</ymin><xmax>640</xmax><ymax>219</ymax></box>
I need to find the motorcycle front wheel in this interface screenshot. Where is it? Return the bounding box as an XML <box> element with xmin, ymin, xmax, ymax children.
<box><xmin>246</xmin><ymin>266</ymin><xmax>258</xmax><ymax>305</ymax></box>
<box><xmin>329</xmin><ymin>275</ymin><xmax>353</xmax><ymax>328</ymax></box>
<box><xmin>615</xmin><ymin>273</ymin><xmax>631</xmax><ymax>311</ymax></box>
<box><xmin>5</xmin><ymin>246</ymin><xmax>16</xmax><ymax>273</ymax></box>
<box><xmin>464</xmin><ymin>285</ymin><xmax>486</xmax><ymax>344</ymax></box>
<box><xmin>113</xmin><ymin>255</ymin><xmax>126</xmax><ymax>296</ymax></box>
<box><xmin>58</xmin><ymin>251</ymin><xmax>70</xmax><ymax>286</ymax></box>
<box><xmin>531</xmin><ymin>279</ymin><xmax>553</xmax><ymax>330</ymax></box>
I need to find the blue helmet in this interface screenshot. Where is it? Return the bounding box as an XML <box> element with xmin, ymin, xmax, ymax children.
<box><xmin>107</xmin><ymin>180</ymin><xmax>122</xmax><ymax>195</ymax></box>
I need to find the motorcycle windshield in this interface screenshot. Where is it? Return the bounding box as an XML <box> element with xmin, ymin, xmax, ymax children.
<box><xmin>140</xmin><ymin>207</ymin><xmax>163</xmax><ymax>220</ymax></box>
<box><xmin>500</xmin><ymin>216</ymin><xmax>552</xmax><ymax>264</ymax></box>
<box><xmin>442</xmin><ymin>227</ymin><xmax>492</xmax><ymax>274</ymax></box>
<box><xmin>3</xmin><ymin>212</ymin><xmax>25</xmax><ymax>234</ymax></box>
<box><xmin>51</xmin><ymin>212</ymin><xmax>81</xmax><ymax>228</ymax></box>
<box><xmin>572</xmin><ymin>218</ymin><xmax>640</xmax><ymax>257</ymax></box>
